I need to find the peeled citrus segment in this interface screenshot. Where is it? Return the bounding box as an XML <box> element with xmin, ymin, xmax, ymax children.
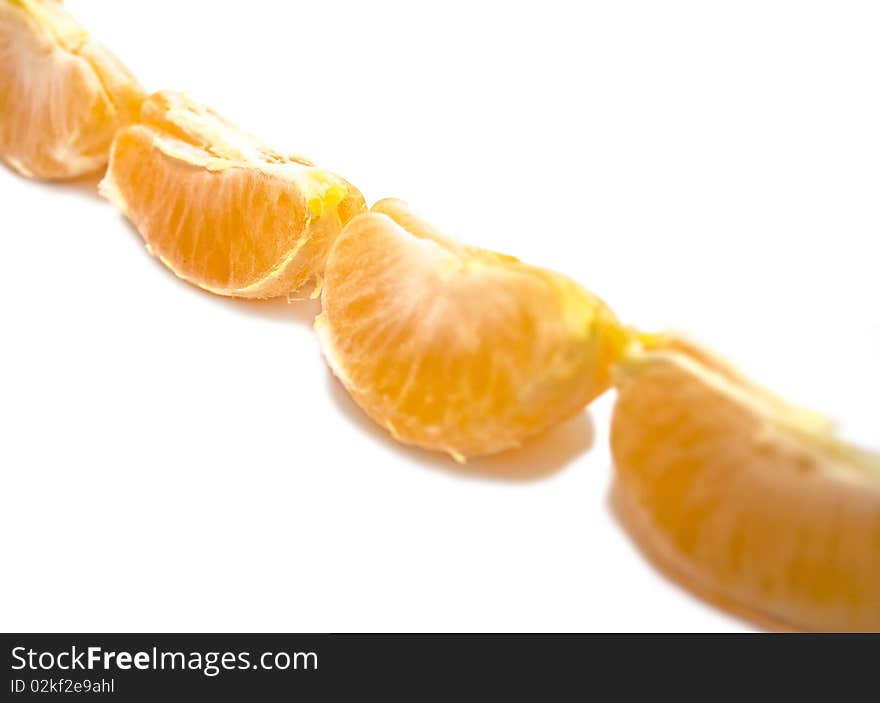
<box><xmin>100</xmin><ymin>91</ymin><xmax>366</xmax><ymax>298</ymax></box>
<box><xmin>0</xmin><ymin>0</ymin><xmax>144</xmax><ymax>179</ymax></box>
<box><xmin>316</xmin><ymin>198</ymin><xmax>627</xmax><ymax>460</ymax></box>
<box><xmin>611</xmin><ymin>338</ymin><xmax>880</xmax><ymax>631</ymax></box>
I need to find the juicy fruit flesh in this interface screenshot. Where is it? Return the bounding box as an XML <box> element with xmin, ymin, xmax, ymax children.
<box><xmin>100</xmin><ymin>91</ymin><xmax>365</xmax><ymax>298</ymax></box>
<box><xmin>5</xmin><ymin>1</ymin><xmax>874</xmax><ymax>634</ymax></box>
<box><xmin>611</xmin><ymin>341</ymin><xmax>880</xmax><ymax>631</ymax></box>
<box><xmin>0</xmin><ymin>0</ymin><xmax>144</xmax><ymax>178</ymax></box>
<box><xmin>317</xmin><ymin>199</ymin><xmax>627</xmax><ymax>460</ymax></box>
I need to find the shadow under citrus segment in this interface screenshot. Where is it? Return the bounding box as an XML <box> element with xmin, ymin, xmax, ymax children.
<box><xmin>326</xmin><ymin>367</ymin><xmax>596</xmax><ymax>483</ymax></box>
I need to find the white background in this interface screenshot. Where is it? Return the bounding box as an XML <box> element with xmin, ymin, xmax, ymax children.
<box><xmin>2</xmin><ymin>0</ymin><xmax>878</xmax><ymax>632</ymax></box>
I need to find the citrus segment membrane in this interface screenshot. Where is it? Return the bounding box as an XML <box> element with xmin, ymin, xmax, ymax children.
<box><xmin>317</xmin><ymin>199</ymin><xmax>627</xmax><ymax>460</ymax></box>
<box><xmin>0</xmin><ymin>0</ymin><xmax>145</xmax><ymax>178</ymax></box>
<box><xmin>611</xmin><ymin>337</ymin><xmax>880</xmax><ymax>631</ymax></box>
<box><xmin>100</xmin><ymin>91</ymin><xmax>365</xmax><ymax>298</ymax></box>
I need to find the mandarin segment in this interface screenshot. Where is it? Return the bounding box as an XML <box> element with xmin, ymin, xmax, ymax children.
<box><xmin>0</xmin><ymin>0</ymin><xmax>144</xmax><ymax>179</ymax></box>
<box><xmin>316</xmin><ymin>199</ymin><xmax>627</xmax><ymax>460</ymax></box>
<box><xmin>611</xmin><ymin>339</ymin><xmax>880</xmax><ymax>631</ymax></box>
<box><xmin>100</xmin><ymin>91</ymin><xmax>365</xmax><ymax>298</ymax></box>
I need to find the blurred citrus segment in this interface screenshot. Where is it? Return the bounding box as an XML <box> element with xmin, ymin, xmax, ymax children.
<box><xmin>100</xmin><ymin>91</ymin><xmax>365</xmax><ymax>298</ymax></box>
<box><xmin>316</xmin><ymin>198</ymin><xmax>627</xmax><ymax>460</ymax></box>
<box><xmin>0</xmin><ymin>0</ymin><xmax>145</xmax><ymax>179</ymax></box>
<box><xmin>611</xmin><ymin>337</ymin><xmax>880</xmax><ymax>631</ymax></box>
